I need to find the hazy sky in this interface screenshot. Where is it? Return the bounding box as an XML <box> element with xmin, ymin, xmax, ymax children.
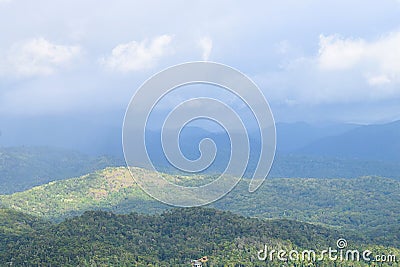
<box><xmin>1</xmin><ymin>0</ymin><xmax>400</xmax><ymax>124</ymax></box>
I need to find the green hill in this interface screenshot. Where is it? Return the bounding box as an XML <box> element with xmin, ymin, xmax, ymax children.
<box><xmin>1</xmin><ymin>167</ymin><xmax>399</xmax><ymax>247</ymax></box>
<box><xmin>0</xmin><ymin>167</ymin><xmax>165</xmax><ymax>220</ymax></box>
<box><xmin>1</xmin><ymin>207</ymin><xmax>398</xmax><ymax>266</ymax></box>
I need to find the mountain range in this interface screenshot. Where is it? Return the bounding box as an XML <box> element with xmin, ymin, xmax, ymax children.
<box><xmin>1</xmin><ymin>119</ymin><xmax>400</xmax><ymax>194</ymax></box>
<box><xmin>2</xmin><ymin>117</ymin><xmax>399</xmax><ymax>162</ymax></box>
<box><xmin>297</xmin><ymin>120</ymin><xmax>400</xmax><ymax>161</ymax></box>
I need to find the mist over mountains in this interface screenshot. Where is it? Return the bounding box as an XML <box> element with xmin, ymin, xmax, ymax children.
<box><xmin>1</xmin><ymin>116</ymin><xmax>399</xmax><ymax>162</ymax></box>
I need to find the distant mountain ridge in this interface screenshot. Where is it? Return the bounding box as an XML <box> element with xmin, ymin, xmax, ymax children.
<box><xmin>275</xmin><ymin>121</ymin><xmax>360</xmax><ymax>152</ymax></box>
<box><xmin>2</xmin><ymin>116</ymin><xmax>398</xmax><ymax>162</ymax></box>
<box><xmin>1</xmin><ymin>120</ymin><xmax>399</xmax><ymax>194</ymax></box>
<box><xmin>146</xmin><ymin>121</ymin><xmax>400</xmax><ymax>178</ymax></box>
<box><xmin>297</xmin><ymin>120</ymin><xmax>400</xmax><ymax>161</ymax></box>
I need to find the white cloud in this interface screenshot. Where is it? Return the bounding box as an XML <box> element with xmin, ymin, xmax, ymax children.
<box><xmin>2</xmin><ymin>38</ymin><xmax>80</xmax><ymax>76</ymax></box>
<box><xmin>100</xmin><ymin>35</ymin><xmax>172</xmax><ymax>72</ymax></box>
<box><xmin>198</xmin><ymin>37</ymin><xmax>212</xmax><ymax>61</ymax></box>
<box><xmin>257</xmin><ymin>31</ymin><xmax>400</xmax><ymax>108</ymax></box>
<box><xmin>317</xmin><ymin>32</ymin><xmax>400</xmax><ymax>85</ymax></box>
<box><xmin>318</xmin><ymin>35</ymin><xmax>366</xmax><ymax>70</ymax></box>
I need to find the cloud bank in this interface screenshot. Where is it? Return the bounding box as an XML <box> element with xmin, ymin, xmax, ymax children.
<box><xmin>318</xmin><ymin>32</ymin><xmax>400</xmax><ymax>86</ymax></box>
<box><xmin>100</xmin><ymin>35</ymin><xmax>172</xmax><ymax>72</ymax></box>
<box><xmin>0</xmin><ymin>0</ymin><xmax>399</xmax><ymax>123</ymax></box>
<box><xmin>1</xmin><ymin>38</ymin><xmax>80</xmax><ymax>76</ymax></box>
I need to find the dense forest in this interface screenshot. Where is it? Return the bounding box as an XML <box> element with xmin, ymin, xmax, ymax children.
<box><xmin>1</xmin><ymin>207</ymin><xmax>398</xmax><ymax>266</ymax></box>
<box><xmin>0</xmin><ymin>151</ymin><xmax>399</xmax><ymax>266</ymax></box>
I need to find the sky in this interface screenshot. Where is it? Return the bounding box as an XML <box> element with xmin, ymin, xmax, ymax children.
<box><xmin>1</xmin><ymin>0</ymin><xmax>400</xmax><ymax>130</ymax></box>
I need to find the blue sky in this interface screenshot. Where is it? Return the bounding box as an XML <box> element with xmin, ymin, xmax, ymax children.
<box><xmin>1</xmin><ymin>0</ymin><xmax>400</xmax><ymax>124</ymax></box>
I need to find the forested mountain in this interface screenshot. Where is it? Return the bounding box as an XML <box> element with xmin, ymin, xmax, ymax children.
<box><xmin>0</xmin><ymin>146</ymin><xmax>122</xmax><ymax>194</ymax></box>
<box><xmin>1</xmin><ymin>207</ymin><xmax>398</xmax><ymax>266</ymax></box>
<box><xmin>0</xmin><ymin>131</ymin><xmax>398</xmax><ymax>265</ymax></box>
<box><xmin>1</xmin><ymin>167</ymin><xmax>399</xmax><ymax>247</ymax></box>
